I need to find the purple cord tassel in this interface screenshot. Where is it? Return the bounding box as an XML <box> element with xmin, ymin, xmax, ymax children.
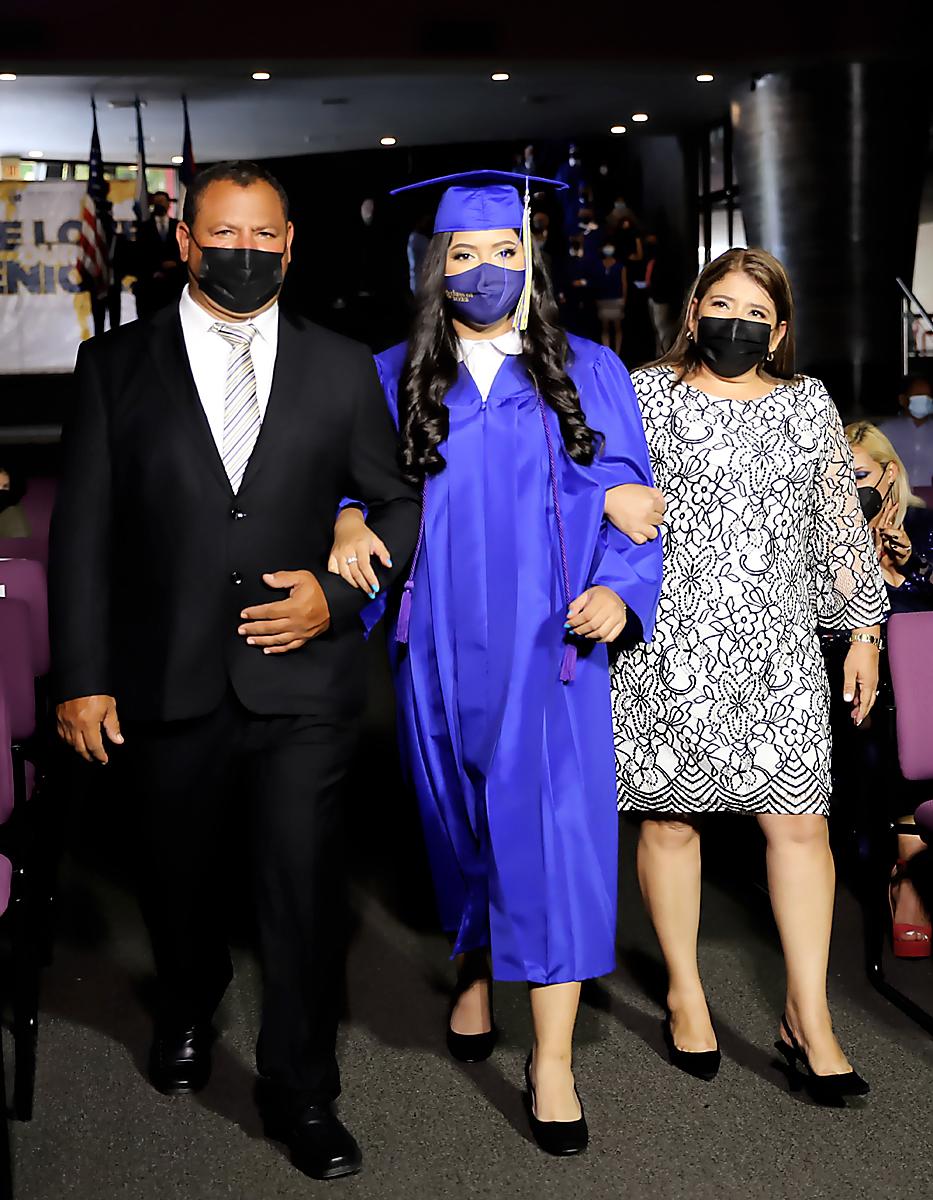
<box><xmin>537</xmin><ymin>391</ymin><xmax>577</xmax><ymax>686</ymax></box>
<box><xmin>396</xmin><ymin>581</ymin><xmax>414</xmax><ymax>645</ymax></box>
<box><xmin>396</xmin><ymin>480</ymin><xmax>428</xmax><ymax>647</ymax></box>
<box><xmin>560</xmin><ymin>642</ymin><xmax>577</xmax><ymax>684</ymax></box>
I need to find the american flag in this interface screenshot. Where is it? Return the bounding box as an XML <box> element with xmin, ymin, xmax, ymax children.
<box><xmin>77</xmin><ymin>99</ymin><xmax>112</xmax><ymax>298</ymax></box>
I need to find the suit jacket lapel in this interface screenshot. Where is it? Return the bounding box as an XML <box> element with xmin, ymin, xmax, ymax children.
<box><xmin>147</xmin><ymin>306</ymin><xmax>233</xmax><ymax>497</ymax></box>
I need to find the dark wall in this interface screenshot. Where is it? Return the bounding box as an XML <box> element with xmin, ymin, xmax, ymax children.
<box><xmin>732</xmin><ymin>61</ymin><xmax>932</xmax><ymax>416</ymax></box>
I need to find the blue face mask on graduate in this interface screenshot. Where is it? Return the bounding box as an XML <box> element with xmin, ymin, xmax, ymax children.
<box><xmin>444</xmin><ymin>262</ymin><xmax>525</xmax><ymax>328</ymax></box>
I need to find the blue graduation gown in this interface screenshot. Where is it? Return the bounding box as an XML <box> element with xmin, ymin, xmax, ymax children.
<box><xmin>377</xmin><ymin>336</ymin><xmax>662</xmax><ymax>984</ymax></box>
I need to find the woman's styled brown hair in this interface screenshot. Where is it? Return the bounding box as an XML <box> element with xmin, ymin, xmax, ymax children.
<box><xmin>655</xmin><ymin>247</ymin><xmax>798</xmax><ymax>383</ymax></box>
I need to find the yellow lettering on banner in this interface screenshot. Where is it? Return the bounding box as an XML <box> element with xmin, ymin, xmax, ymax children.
<box><xmin>73</xmin><ymin>290</ymin><xmax>92</xmax><ymax>341</ymax></box>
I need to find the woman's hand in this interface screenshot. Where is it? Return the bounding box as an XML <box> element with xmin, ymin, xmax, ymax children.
<box><xmin>604</xmin><ymin>483</ymin><xmax>666</xmax><ymax>545</ymax></box>
<box><xmin>566</xmin><ymin>586</ymin><xmax>628</xmax><ymax>643</ymax></box>
<box><xmin>843</xmin><ymin>640</ymin><xmax>881</xmax><ymax>726</ymax></box>
<box><xmin>878</xmin><ymin>524</ymin><xmax>912</xmax><ymax>569</ymax></box>
<box><xmin>328</xmin><ymin>507</ymin><xmax>392</xmax><ymax>596</ymax></box>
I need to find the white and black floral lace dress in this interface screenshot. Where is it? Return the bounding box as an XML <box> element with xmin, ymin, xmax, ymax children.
<box><xmin>611</xmin><ymin>367</ymin><xmax>889</xmax><ymax>816</ymax></box>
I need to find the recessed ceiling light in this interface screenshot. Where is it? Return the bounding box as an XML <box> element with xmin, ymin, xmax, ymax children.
<box><xmin>696</xmin><ymin>73</ymin><xmax>715</xmax><ymax>83</ymax></box>
<box><xmin>26</xmin><ymin>150</ymin><xmax>43</xmax><ymax>158</ymax></box>
<box><xmin>380</xmin><ymin>136</ymin><xmax>397</xmax><ymax>146</ymax></box>
<box><xmin>171</xmin><ymin>155</ymin><xmax>184</xmax><ymax>164</ymax></box>
<box><xmin>0</xmin><ymin>73</ymin><xmax>16</xmax><ymax>82</ymax></box>
<box><xmin>252</xmin><ymin>71</ymin><xmax>271</xmax><ymax>81</ymax></box>
<box><xmin>610</xmin><ymin>125</ymin><xmax>627</xmax><ymax>135</ymax></box>
<box><xmin>491</xmin><ymin>72</ymin><xmax>510</xmax><ymax>82</ymax></box>
<box><xmin>632</xmin><ymin>112</ymin><xmax>649</xmax><ymax>123</ymax></box>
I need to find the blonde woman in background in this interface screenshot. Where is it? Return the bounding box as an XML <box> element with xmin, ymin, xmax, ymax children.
<box><xmin>845</xmin><ymin>422</ymin><xmax>933</xmax><ymax>957</ymax></box>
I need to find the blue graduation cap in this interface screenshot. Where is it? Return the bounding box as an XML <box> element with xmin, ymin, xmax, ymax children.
<box><xmin>390</xmin><ymin>170</ymin><xmax>568</xmax><ymax>331</ymax></box>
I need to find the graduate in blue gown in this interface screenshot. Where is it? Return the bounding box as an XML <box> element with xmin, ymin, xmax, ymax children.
<box><xmin>332</xmin><ymin>171</ymin><xmax>663</xmax><ymax>1154</ymax></box>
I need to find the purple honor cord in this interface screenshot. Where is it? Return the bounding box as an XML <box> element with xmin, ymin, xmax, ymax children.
<box><xmin>395</xmin><ymin>391</ymin><xmax>577</xmax><ymax>685</ymax></box>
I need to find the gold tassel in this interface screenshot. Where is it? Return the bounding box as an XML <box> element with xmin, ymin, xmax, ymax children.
<box><xmin>512</xmin><ymin>178</ymin><xmax>533</xmax><ymax>333</ymax></box>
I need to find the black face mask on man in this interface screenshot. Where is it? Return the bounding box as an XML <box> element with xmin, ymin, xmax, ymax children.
<box><xmin>694</xmin><ymin>316</ymin><xmax>772</xmax><ymax>379</ymax></box>
<box><xmin>188</xmin><ymin>233</ymin><xmax>285</xmax><ymax>315</ymax></box>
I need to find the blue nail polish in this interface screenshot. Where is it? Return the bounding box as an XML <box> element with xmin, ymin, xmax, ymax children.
<box><xmin>564</xmin><ymin>622</ymin><xmax>571</xmax><ymax>629</ymax></box>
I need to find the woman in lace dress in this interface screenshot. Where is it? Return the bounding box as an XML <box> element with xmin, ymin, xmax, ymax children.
<box><xmin>609</xmin><ymin>249</ymin><xmax>888</xmax><ymax>1101</ymax></box>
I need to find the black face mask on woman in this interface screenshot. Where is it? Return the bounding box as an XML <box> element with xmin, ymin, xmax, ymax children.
<box><xmin>188</xmin><ymin>234</ymin><xmax>285</xmax><ymax>315</ymax></box>
<box><xmin>857</xmin><ymin>465</ymin><xmax>894</xmax><ymax>523</ymax></box>
<box><xmin>695</xmin><ymin>316</ymin><xmax>772</xmax><ymax>379</ymax></box>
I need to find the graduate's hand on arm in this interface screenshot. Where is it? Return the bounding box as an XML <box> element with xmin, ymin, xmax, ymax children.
<box><xmin>238</xmin><ymin>571</ymin><xmax>331</xmax><ymax>654</ymax></box>
<box><xmin>566</xmin><ymin>586</ymin><xmax>628</xmax><ymax>643</ymax></box>
<box><xmin>56</xmin><ymin>695</ymin><xmax>123</xmax><ymax>765</ymax></box>
<box><xmin>604</xmin><ymin>483</ymin><xmax>666</xmax><ymax>545</ymax></box>
<box><xmin>327</xmin><ymin>507</ymin><xmax>391</xmax><ymax>598</ymax></box>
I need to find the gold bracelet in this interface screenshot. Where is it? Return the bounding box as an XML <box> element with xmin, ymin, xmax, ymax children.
<box><xmin>849</xmin><ymin>632</ymin><xmax>883</xmax><ymax>649</ymax></box>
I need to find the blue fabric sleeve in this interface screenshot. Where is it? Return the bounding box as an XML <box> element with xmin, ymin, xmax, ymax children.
<box><xmin>581</xmin><ymin>349</ymin><xmax>663</xmax><ymax>640</ymax></box>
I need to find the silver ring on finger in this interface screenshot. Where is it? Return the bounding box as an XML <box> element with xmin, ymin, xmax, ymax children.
<box><xmin>345</xmin><ymin>555</ymin><xmax>358</xmax><ymax>565</ymax></box>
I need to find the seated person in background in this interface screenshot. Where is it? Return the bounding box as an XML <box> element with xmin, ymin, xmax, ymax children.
<box><xmin>846</xmin><ymin>421</ymin><xmax>933</xmax><ymax>956</ymax></box>
<box><xmin>874</xmin><ymin>373</ymin><xmax>933</xmax><ymax>490</ymax></box>
<box><xmin>0</xmin><ymin>460</ymin><xmax>31</xmax><ymax>537</ymax></box>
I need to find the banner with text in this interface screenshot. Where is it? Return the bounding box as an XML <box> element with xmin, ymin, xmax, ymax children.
<box><xmin>0</xmin><ymin>179</ymin><xmax>138</xmax><ymax>374</ymax></box>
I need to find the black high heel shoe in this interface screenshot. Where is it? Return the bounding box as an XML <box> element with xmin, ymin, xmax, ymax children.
<box><xmin>663</xmin><ymin>1015</ymin><xmax>721</xmax><ymax>1081</ymax></box>
<box><xmin>775</xmin><ymin>1015</ymin><xmax>870</xmax><ymax>1104</ymax></box>
<box><xmin>446</xmin><ymin>977</ymin><xmax>498</xmax><ymax>1064</ymax></box>
<box><xmin>523</xmin><ymin>1052</ymin><xmax>588</xmax><ymax>1157</ymax></box>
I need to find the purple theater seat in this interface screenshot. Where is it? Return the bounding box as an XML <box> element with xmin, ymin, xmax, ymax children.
<box><xmin>0</xmin><ymin>558</ymin><xmax>49</xmax><ymax>677</ymax></box>
<box><xmin>0</xmin><ymin>598</ymin><xmax>36</xmax><ymax>744</ymax></box>
<box><xmin>0</xmin><ymin>538</ymin><xmax>48</xmax><ymax>568</ymax></box>
<box><xmin>0</xmin><ymin>692</ymin><xmax>13</xmax><ymax>826</ymax></box>
<box><xmin>18</xmin><ymin>478</ymin><xmax>57</xmax><ymax>544</ymax></box>
<box><xmin>0</xmin><ymin>853</ymin><xmax>10</xmax><ymax>917</ymax></box>
<box><xmin>887</xmin><ymin>612</ymin><xmax>933</xmax><ymax>782</ymax></box>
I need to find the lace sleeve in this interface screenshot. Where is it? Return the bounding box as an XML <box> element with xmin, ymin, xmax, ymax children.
<box><xmin>808</xmin><ymin>388</ymin><xmax>889</xmax><ymax>629</ymax></box>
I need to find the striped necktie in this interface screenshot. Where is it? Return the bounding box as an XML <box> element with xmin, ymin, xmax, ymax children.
<box><xmin>213</xmin><ymin>322</ymin><xmax>260</xmax><ymax>493</ymax></box>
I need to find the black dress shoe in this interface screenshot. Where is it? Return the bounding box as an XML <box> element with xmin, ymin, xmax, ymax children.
<box><xmin>259</xmin><ymin>1088</ymin><xmax>362</xmax><ymax>1181</ymax></box>
<box><xmin>148</xmin><ymin>1023</ymin><xmax>214</xmax><ymax>1095</ymax></box>
<box><xmin>523</xmin><ymin>1053</ymin><xmax>588</xmax><ymax>1157</ymax></box>
<box><xmin>663</xmin><ymin>1016</ymin><xmax>721</xmax><ymax>1081</ymax></box>
<box><xmin>775</xmin><ymin>1015</ymin><xmax>870</xmax><ymax>1105</ymax></box>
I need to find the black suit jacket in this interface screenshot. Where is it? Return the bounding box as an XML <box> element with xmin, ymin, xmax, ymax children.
<box><xmin>49</xmin><ymin>304</ymin><xmax>420</xmax><ymax>721</ymax></box>
<box><xmin>134</xmin><ymin>217</ymin><xmax>182</xmax><ymax>276</ymax></box>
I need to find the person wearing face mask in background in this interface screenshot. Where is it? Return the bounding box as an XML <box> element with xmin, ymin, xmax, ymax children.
<box><xmin>595</xmin><ymin>241</ymin><xmax>626</xmax><ymax>356</ymax></box>
<box><xmin>329</xmin><ymin>170</ymin><xmax>664</xmax><ymax>1156</ymax></box>
<box><xmin>0</xmin><ymin>459</ymin><xmax>31</xmax><ymax>538</ymax></box>
<box><xmin>132</xmin><ymin>189</ymin><xmax>184</xmax><ymax>319</ymax></box>
<box><xmin>875</xmin><ymin>373</ymin><xmax>933</xmax><ymax>489</ymax></box>
<box><xmin>609</xmin><ymin>248</ymin><xmax>888</xmax><ymax>1104</ymax></box>
<box><xmin>49</xmin><ymin>161</ymin><xmax>420</xmax><ymax>1182</ymax></box>
<box><xmin>828</xmin><ymin>423</ymin><xmax>933</xmax><ymax>959</ymax></box>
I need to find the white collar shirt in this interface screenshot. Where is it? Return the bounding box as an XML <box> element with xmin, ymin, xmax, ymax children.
<box><xmin>456</xmin><ymin>329</ymin><xmax>523</xmax><ymax>403</ymax></box>
<box><xmin>178</xmin><ymin>283</ymin><xmax>279</xmax><ymax>456</ymax></box>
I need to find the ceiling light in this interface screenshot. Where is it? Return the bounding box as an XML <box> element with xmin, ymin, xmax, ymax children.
<box><xmin>0</xmin><ymin>73</ymin><xmax>16</xmax><ymax>82</ymax></box>
<box><xmin>632</xmin><ymin>112</ymin><xmax>649</xmax><ymax>123</ymax></box>
<box><xmin>380</xmin><ymin>136</ymin><xmax>397</xmax><ymax>146</ymax></box>
<box><xmin>252</xmin><ymin>71</ymin><xmax>271</xmax><ymax>81</ymax></box>
<box><xmin>491</xmin><ymin>72</ymin><xmax>510</xmax><ymax>82</ymax></box>
<box><xmin>696</xmin><ymin>73</ymin><xmax>715</xmax><ymax>83</ymax></box>
<box><xmin>171</xmin><ymin>155</ymin><xmax>184</xmax><ymax>164</ymax></box>
<box><xmin>26</xmin><ymin>150</ymin><xmax>43</xmax><ymax>158</ymax></box>
<box><xmin>610</xmin><ymin>125</ymin><xmax>627</xmax><ymax>135</ymax></box>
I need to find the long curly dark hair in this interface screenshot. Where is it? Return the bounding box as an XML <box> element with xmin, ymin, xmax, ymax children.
<box><xmin>398</xmin><ymin>232</ymin><xmax>601</xmax><ymax>484</ymax></box>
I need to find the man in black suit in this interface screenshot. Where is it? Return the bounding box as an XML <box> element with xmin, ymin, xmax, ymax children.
<box><xmin>132</xmin><ymin>190</ymin><xmax>185</xmax><ymax>318</ymax></box>
<box><xmin>49</xmin><ymin>162</ymin><xmax>419</xmax><ymax>1181</ymax></box>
